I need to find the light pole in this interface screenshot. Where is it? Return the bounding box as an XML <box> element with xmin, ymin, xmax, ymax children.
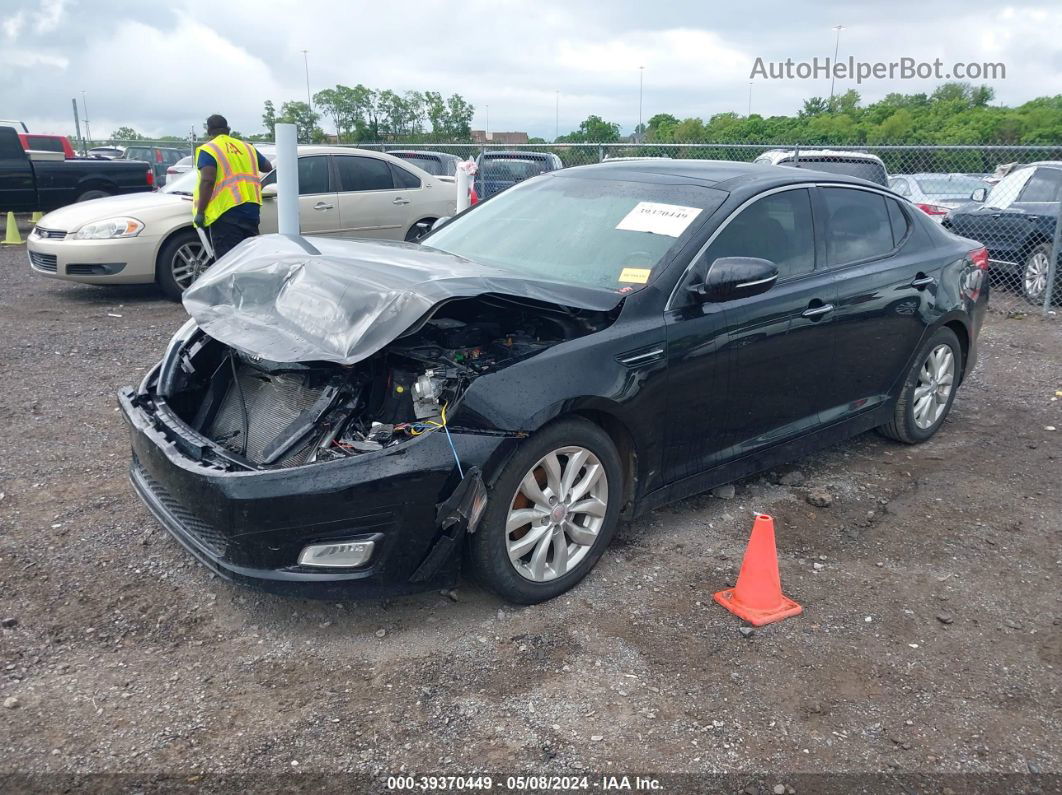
<box><xmin>748</xmin><ymin>81</ymin><xmax>753</xmax><ymax>116</ymax></box>
<box><xmin>555</xmin><ymin>90</ymin><xmax>559</xmax><ymax>141</ymax></box>
<box><xmin>81</xmin><ymin>90</ymin><xmax>92</xmax><ymax>142</ymax></box>
<box><xmin>302</xmin><ymin>49</ymin><xmax>311</xmax><ymax>107</ymax></box>
<box><xmin>829</xmin><ymin>25</ymin><xmax>845</xmax><ymax>105</ymax></box>
<box><xmin>638</xmin><ymin>66</ymin><xmax>645</xmax><ymax>140</ymax></box>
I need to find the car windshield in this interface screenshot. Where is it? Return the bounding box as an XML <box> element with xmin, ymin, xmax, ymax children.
<box><xmin>396</xmin><ymin>154</ymin><xmax>444</xmax><ymax>175</ymax></box>
<box><xmin>422</xmin><ymin>174</ymin><xmax>726</xmax><ymax>290</ymax></box>
<box><xmin>984</xmin><ymin>166</ymin><xmax>1033</xmax><ymax>209</ymax></box>
<box><xmin>481</xmin><ymin>159</ymin><xmax>549</xmax><ymax>181</ymax></box>
<box><xmin>786</xmin><ymin>157</ymin><xmax>888</xmax><ymax>185</ymax></box>
<box><xmin>915</xmin><ymin>175</ymin><xmax>987</xmax><ymax>198</ymax></box>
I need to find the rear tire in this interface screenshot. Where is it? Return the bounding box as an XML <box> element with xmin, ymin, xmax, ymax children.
<box><xmin>1021</xmin><ymin>243</ymin><xmax>1053</xmax><ymax>306</ymax></box>
<box><xmin>405</xmin><ymin>218</ymin><xmax>435</xmax><ymax>242</ymax></box>
<box><xmin>878</xmin><ymin>327</ymin><xmax>962</xmax><ymax>444</ymax></box>
<box><xmin>468</xmin><ymin>418</ymin><xmax>623</xmax><ymax>604</ymax></box>
<box><xmin>77</xmin><ymin>189</ymin><xmax>111</xmax><ymax>202</ymax></box>
<box><xmin>156</xmin><ymin>229</ymin><xmax>212</xmax><ymax>301</ymax></box>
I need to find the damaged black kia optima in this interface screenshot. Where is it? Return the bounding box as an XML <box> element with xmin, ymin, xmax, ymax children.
<box><xmin>120</xmin><ymin>160</ymin><xmax>988</xmax><ymax>603</ymax></box>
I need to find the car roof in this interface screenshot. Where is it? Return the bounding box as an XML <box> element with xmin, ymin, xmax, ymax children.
<box><xmin>387</xmin><ymin>149</ymin><xmax>459</xmax><ymax>159</ymax></box>
<box><xmin>561</xmin><ymin>158</ymin><xmax>886</xmax><ymax>191</ymax></box>
<box><xmin>480</xmin><ymin>150</ymin><xmax>554</xmax><ymax>158</ymax></box>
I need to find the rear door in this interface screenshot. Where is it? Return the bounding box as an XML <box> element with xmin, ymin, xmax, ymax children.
<box><xmin>259</xmin><ymin>154</ymin><xmax>340</xmax><ymax>235</ymax></box>
<box><xmin>333</xmin><ymin>154</ymin><xmax>417</xmax><ymax>239</ymax></box>
<box><xmin>818</xmin><ymin>186</ymin><xmax>937</xmax><ymax>423</ymax></box>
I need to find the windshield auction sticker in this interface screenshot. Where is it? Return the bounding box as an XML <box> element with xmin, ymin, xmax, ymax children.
<box><xmin>616</xmin><ymin>202</ymin><xmax>702</xmax><ymax>237</ymax></box>
<box><xmin>618</xmin><ymin>267</ymin><xmax>651</xmax><ymax>284</ymax></box>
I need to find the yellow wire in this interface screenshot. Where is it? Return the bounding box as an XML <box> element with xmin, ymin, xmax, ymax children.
<box><xmin>409</xmin><ymin>402</ymin><xmax>448</xmax><ymax>436</ymax></box>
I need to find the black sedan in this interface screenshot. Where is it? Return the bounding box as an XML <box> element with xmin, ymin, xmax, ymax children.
<box><xmin>119</xmin><ymin>160</ymin><xmax>988</xmax><ymax>604</ymax></box>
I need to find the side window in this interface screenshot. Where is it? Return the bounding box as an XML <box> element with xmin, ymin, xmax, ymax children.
<box><xmin>297</xmin><ymin>156</ymin><xmax>331</xmax><ymax>195</ymax></box>
<box><xmin>334</xmin><ymin>156</ymin><xmax>395</xmax><ymax>192</ymax></box>
<box><xmin>703</xmin><ymin>189</ymin><xmax>815</xmax><ymax>280</ymax></box>
<box><xmin>886</xmin><ymin>198</ymin><xmax>911</xmax><ymax>247</ymax></box>
<box><xmin>822</xmin><ymin>187</ymin><xmax>895</xmax><ymax>266</ymax></box>
<box><xmin>390</xmin><ymin>163</ymin><xmax>421</xmax><ymax>189</ymax></box>
<box><xmin>28</xmin><ymin>136</ymin><xmax>63</xmax><ymax>153</ymax></box>
<box><xmin>1018</xmin><ymin>168</ymin><xmax>1062</xmax><ymax>202</ymax></box>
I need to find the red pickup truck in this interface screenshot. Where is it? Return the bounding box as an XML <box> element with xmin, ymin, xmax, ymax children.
<box><xmin>18</xmin><ymin>133</ymin><xmax>77</xmax><ymax>159</ymax></box>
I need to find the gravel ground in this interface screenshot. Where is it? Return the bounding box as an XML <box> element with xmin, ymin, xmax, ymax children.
<box><xmin>1</xmin><ymin>239</ymin><xmax>1060</xmax><ymax>789</ymax></box>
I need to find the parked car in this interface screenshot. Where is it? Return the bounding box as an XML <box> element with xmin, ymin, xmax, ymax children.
<box><xmin>0</xmin><ymin>126</ymin><xmax>153</xmax><ymax>213</ymax></box>
<box><xmin>943</xmin><ymin>161</ymin><xmax>1062</xmax><ymax>305</ymax></box>
<box><xmin>475</xmin><ymin>150</ymin><xmax>563</xmax><ymax>198</ymax></box>
<box><xmin>87</xmin><ymin>146</ymin><xmax>125</xmax><ymax>160</ymax></box>
<box><xmin>118</xmin><ymin>159</ymin><xmax>988</xmax><ymax>604</ymax></box>
<box><xmin>28</xmin><ymin>146</ymin><xmax>457</xmax><ymax>299</ymax></box>
<box><xmin>388</xmin><ymin>150</ymin><xmax>462</xmax><ymax>177</ymax></box>
<box><xmin>18</xmin><ymin>133</ymin><xmax>76</xmax><ymax>158</ymax></box>
<box><xmin>888</xmin><ymin>173</ymin><xmax>990</xmax><ymax>221</ymax></box>
<box><xmin>123</xmin><ymin>145</ymin><xmax>189</xmax><ymax>185</ymax></box>
<box><xmin>754</xmin><ymin>149</ymin><xmax>889</xmax><ymax>186</ymax></box>
<box><xmin>165</xmin><ymin>154</ymin><xmax>194</xmax><ymax>184</ymax></box>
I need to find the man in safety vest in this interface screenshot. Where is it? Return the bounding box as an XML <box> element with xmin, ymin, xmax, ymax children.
<box><xmin>193</xmin><ymin>114</ymin><xmax>273</xmax><ymax>260</ymax></box>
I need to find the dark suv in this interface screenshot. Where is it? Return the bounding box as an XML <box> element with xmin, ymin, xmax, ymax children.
<box><xmin>943</xmin><ymin>161</ymin><xmax>1061</xmax><ymax>305</ymax></box>
<box><xmin>124</xmin><ymin>146</ymin><xmax>190</xmax><ymax>186</ymax></box>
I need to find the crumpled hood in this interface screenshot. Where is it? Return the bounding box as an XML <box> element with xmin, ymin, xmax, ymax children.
<box><xmin>182</xmin><ymin>234</ymin><xmax>624</xmax><ymax>365</ymax></box>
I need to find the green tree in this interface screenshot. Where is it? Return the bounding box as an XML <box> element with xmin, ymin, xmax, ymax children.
<box><xmin>444</xmin><ymin>93</ymin><xmax>474</xmax><ymax>139</ymax></box>
<box><xmin>557</xmin><ymin>114</ymin><xmax>620</xmax><ymax>143</ymax></box>
<box><xmin>111</xmin><ymin>126</ymin><xmax>143</xmax><ymax>141</ymax></box>
<box><xmin>262</xmin><ymin>100</ymin><xmax>277</xmax><ymax>140</ymax></box>
<box><xmin>313</xmin><ymin>87</ymin><xmax>344</xmax><ymax>141</ymax></box>
<box><xmin>278</xmin><ymin>100</ymin><xmax>322</xmax><ymax>143</ymax></box>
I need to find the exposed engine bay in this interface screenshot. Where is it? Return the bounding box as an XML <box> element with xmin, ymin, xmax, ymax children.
<box><xmin>162</xmin><ymin>295</ymin><xmax>615</xmax><ymax>469</ymax></box>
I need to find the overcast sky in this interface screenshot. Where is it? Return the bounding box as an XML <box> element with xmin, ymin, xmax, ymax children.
<box><xmin>2</xmin><ymin>0</ymin><xmax>1060</xmax><ymax>140</ymax></box>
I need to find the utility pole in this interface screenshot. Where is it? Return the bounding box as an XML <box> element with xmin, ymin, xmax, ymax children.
<box><xmin>829</xmin><ymin>25</ymin><xmax>845</xmax><ymax>105</ymax></box>
<box><xmin>302</xmin><ymin>50</ymin><xmax>311</xmax><ymax>106</ymax></box>
<box><xmin>748</xmin><ymin>81</ymin><xmax>753</xmax><ymax>116</ymax></box>
<box><xmin>81</xmin><ymin>90</ymin><xmax>92</xmax><ymax>142</ymax></box>
<box><xmin>485</xmin><ymin>105</ymin><xmax>489</xmax><ymax>137</ymax></box>
<box><xmin>71</xmin><ymin>98</ymin><xmax>84</xmax><ymax>155</ymax></box>
<box><xmin>638</xmin><ymin>66</ymin><xmax>645</xmax><ymax>141</ymax></box>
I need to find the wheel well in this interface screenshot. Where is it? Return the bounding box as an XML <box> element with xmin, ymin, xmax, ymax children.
<box><xmin>572</xmin><ymin>409</ymin><xmax>639</xmax><ymax>517</ymax></box>
<box><xmin>944</xmin><ymin>320</ymin><xmax>970</xmax><ymax>382</ymax></box>
<box><xmin>1019</xmin><ymin>233</ymin><xmax>1051</xmax><ymax>261</ymax></box>
<box><xmin>154</xmin><ymin>226</ymin><xmax>197</xmax><ymax>271</ymax></box>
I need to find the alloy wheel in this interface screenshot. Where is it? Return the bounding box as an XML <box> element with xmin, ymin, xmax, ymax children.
<box><xmin>170</xmin><ymin>241</ymin><xmax>211</xmax><ymax>290</ymax></box>
<box><xmin>912</xmin><ymin>344</ymin><xmax>955</xmax><ymax>430</ymax></box>
<box><xmin>1023</xmin><ymin>250</ymin><xmax>1050</xmax><ymax>302</ymax></box>
<box><xmin>505</xmin><ymin>446</ymin><xmax>609</xmax><ymax>582</ymax></box>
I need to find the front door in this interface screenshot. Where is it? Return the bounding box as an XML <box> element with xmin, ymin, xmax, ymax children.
<box><xmin>664</xmin><ymin>186</ymin><xmax>834</xmax><ymax>480</ymax></box>
<box><xmin>259</xmin><ymin>154</ymin><xmax>341</xmax><ymax>236</ymax></box>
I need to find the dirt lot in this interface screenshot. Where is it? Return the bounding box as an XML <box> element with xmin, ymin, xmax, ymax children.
<box><xmin>1</xmin><ymin>240</ymin><xmax>1060</xmax><ymax>790</ymax></box>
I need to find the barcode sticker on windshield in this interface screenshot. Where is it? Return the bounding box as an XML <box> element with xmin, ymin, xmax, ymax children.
<box><xmin>618</xmin><ymin>267</ymin><xmax>651</xmax><ymax>284</ymax></box>
<box><xmin>616</xmin><ymin>202</ymin><xmax>702</xmax><ymax>237</ymax></box>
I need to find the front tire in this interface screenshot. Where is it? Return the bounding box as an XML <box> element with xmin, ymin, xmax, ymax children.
<box><xmin>405</xmin><ymin>218</ymin><xmax>435</xmax><ymax>243</ymax></box>
<box><xmin>878</xmin><ymin>327</ymin><xmax>962</xmax><ymax>444</ymax></box>
<box><xmin>156</xmin><ymin>229</ymin><xmax>212</xmax><ymax>301</ymax></box>
<box><xmin>468</xmin><ymin>418</ymin><xmax>623</xmax><ymax>604</ymax></box>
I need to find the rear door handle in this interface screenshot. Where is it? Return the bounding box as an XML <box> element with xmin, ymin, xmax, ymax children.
<box><xmin>909</xmin><ymin>274</ymin><xmax>935</xmax><ymax>289</ymax></box>
<box><xmin>801</xmin><ymin>303</ymin><xmax>834</xmax><ymax>319</ymax></box>
<box><xmin>313</xmin><ymin>201</ymin><xmax>334</xmax><ymax>211</ymax></box>
<box><xmin>392</xmin><ymin>197</ymin><xmax>411</xmax><ymax>205</ymax></box>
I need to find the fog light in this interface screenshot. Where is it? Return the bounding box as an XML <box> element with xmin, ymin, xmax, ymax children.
<box><xmin>298</xmin><ymin>539</ymin><xmax>375</xmax><ymax>568</ymax></box>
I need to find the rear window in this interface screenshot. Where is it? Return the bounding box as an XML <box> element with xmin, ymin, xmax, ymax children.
<box><xmin>914</xmin><ymin>175</ymin><xmax>987</xmax><ymax>198</ymax></box>
<box><xmin>393</xmin><ymin>153</ymin><xmax>444</xmax><ymax>175</ymax></box>
<box><xmin>481</xmin><ymin>159</ymin><xmax>549</xmax><ymax>181</ymax></box>
<box><xmin>784</xmin><ymin>157</ymin><xmax>888</xmax><ymax>186</ymax></box>
<box><xmin>26</xmin><ymin>136</ymin><xmax>64</xmax><ymax>153</ymax></box>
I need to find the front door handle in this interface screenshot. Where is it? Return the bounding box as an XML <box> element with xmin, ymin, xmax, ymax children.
<box><xmin>392</xmin><ymin>197</ymin><xmax>411</xmax><ymax>205</ymax></box>
<box><xmin>313</xmin><ymin>201</ymin><xmax>334</xmax><ymax>211</ymax></box>
<box><xmin>801</xmin><ymin>303</ymin><xmax>834</xmax><ymax>319</ymax></box>
<box><xmin>909</xmin><ymin>274</ymin><xmax>935</xmax><ymax>289</ymax></box>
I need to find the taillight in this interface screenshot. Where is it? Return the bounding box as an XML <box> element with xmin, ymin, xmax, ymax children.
<box><xmin>965</xmin><ymin>246</ymin><xmax>989</xmax><ymax>303</ymax></box>
<box><xmin>155</xmin><ymin>149</ymin><xmax>163</xmax><ymax>163</ymax></box>
<box><xmin>469</xmin><ymin>187</ymin><xmax>479</xmax><ymax>206</ymax></box>
<box><xmin>145</xmin><ymin>168</ymin><xmax>155</xmax><ymax>187</ymax></box>
<box><xmin>970</xmin><ymin>247</ymin><xmax>989</xmax><ymax>270</ymax></box>
<box><xmin>916</xmin><ymin>202</ymin><xmax>950</xmax><ymax>217</ymax></box>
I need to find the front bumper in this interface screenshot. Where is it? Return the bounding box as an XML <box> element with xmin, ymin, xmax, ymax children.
<box><xmin>27</xmin><ymin>232</ymin><xmax>161</xmax><ymax>284</ymax></box>
<box><xmin>119</xmin><ymin>387</ymin><xmax>510</xmax><ymax>599</ymax></box>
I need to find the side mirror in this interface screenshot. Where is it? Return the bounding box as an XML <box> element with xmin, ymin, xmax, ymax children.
<box><xmin>431</xmin><ymin>217</ymin><xmax>451</xmax><ymax>231</ymax></box>
<box><xmin>261</xmin><ymin>183</ymin><xmax>278</xmax><ymax>199</ymax></box>
<box><xmin>690</xmin><ymin>257</ymin><xmax>779</xmax><ymax>302</ymax></box>
<box><xmin>970</xmin><ymin>187</ymin><xmax>987</xmax><ymax>202</ymax></box>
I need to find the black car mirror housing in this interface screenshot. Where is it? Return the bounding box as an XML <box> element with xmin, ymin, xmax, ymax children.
<box><xmin>689</xmin><ymin>257</ymin><xmax>779</xmax><ymax>302</ymax></box>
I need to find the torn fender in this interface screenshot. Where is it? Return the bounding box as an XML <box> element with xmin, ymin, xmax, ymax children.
<box><xmin>182</xmin><ymin>234</ymin><xmax>624</xmax><ymax>365</ymax></box>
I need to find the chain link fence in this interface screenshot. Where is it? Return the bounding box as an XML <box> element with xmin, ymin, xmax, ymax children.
<box><xmin>92</xmin><ymin>137</ymin><xmax>1060</xmax><ymax>315</ymax></box>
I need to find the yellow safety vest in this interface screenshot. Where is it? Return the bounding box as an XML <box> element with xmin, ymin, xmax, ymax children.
<box><xmin>193</xmin><ymin>134</ymin><xmax>263</xmax><ymax>226</ymax></box>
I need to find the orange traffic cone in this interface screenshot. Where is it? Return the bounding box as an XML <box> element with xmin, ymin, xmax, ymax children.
<box><xmin>714</xmin><ymin>514</ymin><xmax>802</xmax><ymax>626</ymax></box>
